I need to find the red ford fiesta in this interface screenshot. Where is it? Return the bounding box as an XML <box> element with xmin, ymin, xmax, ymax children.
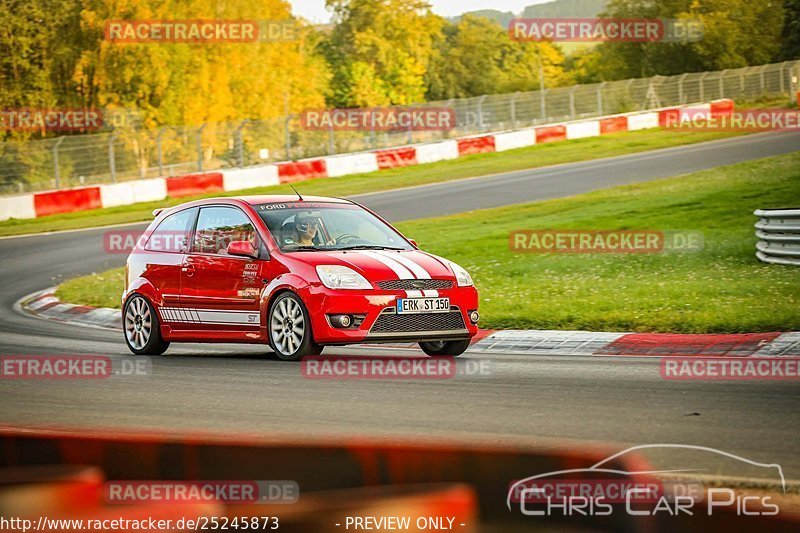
<box><xmin>122</xmin><ymin>195</ymin><xmax>479</xmax><ymax>360</ymax></box>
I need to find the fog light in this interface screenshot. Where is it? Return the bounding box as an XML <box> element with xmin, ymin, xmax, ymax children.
<box><xmin>469</xmin><ymin>311</ymin><xmax>480</xmax><ymax>324</ymax></box>
<box><xmin>330</xmin><ymin>314</ymin><xmax>352</xmax><ymax>328</ymax></box>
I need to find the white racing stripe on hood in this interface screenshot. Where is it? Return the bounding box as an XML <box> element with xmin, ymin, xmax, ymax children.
<box><xmin>383</xmin><ymin>251</ymin><xmax>430</xmax><ymax>279</ymax></box>
<box><xmin>374</xmin><ymin>250</ymin><xmax>439</xmax><ymax>298</ymax></box>
<box><xmin>354</xmin><ymin>250</ymin><xmax>421</xmax><ymax>298</ymax></box>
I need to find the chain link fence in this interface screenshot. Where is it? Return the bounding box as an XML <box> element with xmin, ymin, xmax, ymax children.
<box><xmin>1</xmin><ymin>60</ymin><xmax>798</xmax><ymax>195</ymax></box>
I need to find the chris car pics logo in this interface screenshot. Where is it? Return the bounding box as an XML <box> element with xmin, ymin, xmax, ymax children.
<box><xmin>507</xmin><ymin>444</ymin><xmax>783</xmax><ymax>518</ymax></box>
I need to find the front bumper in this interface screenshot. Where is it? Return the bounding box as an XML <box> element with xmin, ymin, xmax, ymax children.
<box><xmin>302</xmin><ymin>283</ymin><xmax>479</xmax><ymax>345</ymax></box>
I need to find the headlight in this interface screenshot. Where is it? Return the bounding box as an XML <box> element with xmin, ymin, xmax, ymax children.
<box><xmin>449</xmin><ymin>261</ymin><xmax>474</xmax><ymax>287</ymax></box>
<box><xmin>316</xmin><ymin>265</ymin><xmax>372</xmax><ymax>290</ymax></box>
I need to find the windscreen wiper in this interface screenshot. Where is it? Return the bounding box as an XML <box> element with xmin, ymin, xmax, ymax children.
<box><xmin>285</xmin><ymin>246</ymin><xmax>326</xmax><ymax>252</ymax></box>
<box><xmin>335</xmin><ymin>245</ymin><xmax>406</xmax><ymax>251</ymax></box>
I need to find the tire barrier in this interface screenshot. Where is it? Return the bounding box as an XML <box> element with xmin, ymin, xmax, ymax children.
<box><xmin>754</xmin><ymin>208</ymin><xmax>800</xmax><ymax>266</ymax></box>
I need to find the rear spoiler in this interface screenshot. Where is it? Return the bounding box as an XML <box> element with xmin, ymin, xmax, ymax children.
<box><xmin>152</xmin><ymin>208</ymin><xmax>165</xmax><ymax>217</ymax></box>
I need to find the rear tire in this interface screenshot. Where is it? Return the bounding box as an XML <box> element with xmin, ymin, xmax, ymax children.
<box><xmin>419</xmin><ymin>339</ymin><xmax>470</xmax><ymax>357</ymax></box>
<box><xmin>268</xmin><ymin>292</ymin><xmax>322</xmax><ymax>361</ymax></box>
<box><xmin>124</xmin><ymin>295</ymin><xmax>169</xmax><ymax>356</ymax></box>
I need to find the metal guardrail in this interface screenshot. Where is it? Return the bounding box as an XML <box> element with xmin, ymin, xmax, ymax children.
<box><xmin>754</xmin><ymin>208</ymin><xmax>800</xmax><ymax>266</ymax></box>
<box><xmin>1</xmin><ymin>59</ymin><xmax>799</xmax><ymax>195</ymax></box>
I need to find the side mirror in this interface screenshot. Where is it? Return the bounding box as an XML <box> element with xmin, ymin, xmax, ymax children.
<box><xmin>227</xmin><ymin>240</ymin><xmax>257</xmax><ymax>258</ymax></box>
<box><xmin>408</xmin><ymin>239</ymin><xmax>418</xmax><ymax>248</ymax></box>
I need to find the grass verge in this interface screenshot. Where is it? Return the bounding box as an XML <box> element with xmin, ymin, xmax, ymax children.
<box><xmin>56</xmin><ymin>151</ymin><xmax>800</xmax><ymax>333</ymax></box>
<box><xmin>1</xmin><ymin>128</ymin><xmax>743</xmax><ymax>237</ymax></box>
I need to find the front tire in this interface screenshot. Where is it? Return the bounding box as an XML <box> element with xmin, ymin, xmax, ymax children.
<box><xmin>268</xmin><ymin>292</ymin><xmax>322</xmax><ymax>361</ymax></box>
<box><xmin>124</xmin><ymin>295</ymin><xmax>169</xmax><ymax>356</ymax></box>
<box><xmin>419</xmin><ymin>339</ymin><xmax>470</xmax><ymax>357</ymax></box>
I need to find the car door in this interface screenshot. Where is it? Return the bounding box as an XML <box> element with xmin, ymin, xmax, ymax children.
<box><xmin>179</xmin><ymin>205</ymin><xmax>263</xmax><ymax>332</ymax></box>
<box><xmin>141</xmin><ymin>206</ymin><xmax>198</xmax><ymax>307</ymax></box>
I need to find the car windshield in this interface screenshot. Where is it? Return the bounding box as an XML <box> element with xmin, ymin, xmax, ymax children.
<box><xmin>255</xmin><ymin>202</ymin><xmax>413</xmax><ymax>252</ymax></box>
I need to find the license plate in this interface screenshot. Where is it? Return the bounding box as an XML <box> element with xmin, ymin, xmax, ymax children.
<box><xmin>396</xmin><ymin>297</ymin><xmax>450</xmax><ymax>314</ymax></box>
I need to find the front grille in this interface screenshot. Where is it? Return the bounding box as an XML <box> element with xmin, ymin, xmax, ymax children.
<box><xmin>370</xmin><ymin>309</ymin><xmax>466</xmax><ymax>333</ymax></box>
<box><xmin>377</xmin><ymin>279</ymin><xmax>453</xmax><ymax>291</ymax></box>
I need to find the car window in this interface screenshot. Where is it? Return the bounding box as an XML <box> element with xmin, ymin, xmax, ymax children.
<box><xmin>144</xmin><ymin>207</ymin><xmax>197</xmax><ymax>253</ymax></box>
<box><xmin>193</xmin><ymin>206</ymin><xmax>258</xmax><ymax>255</ymax></box>
<box><xmin>256</xmin><ymin>202</ymin><xmax>412</xmax><ymax>251</ymax></box>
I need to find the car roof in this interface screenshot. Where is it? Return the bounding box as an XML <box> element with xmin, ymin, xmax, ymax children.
<box><xmin>154</xmin><ymin>195</ymin><xmax>356</xmax><ymax>219</ymax></box>
<box><xmin>238</xmin><ymin>194</ymin><xmax>353</xmax><ymax>205</ymax></box>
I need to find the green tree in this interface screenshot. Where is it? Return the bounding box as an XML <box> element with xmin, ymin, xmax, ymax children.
<box><xmin>426</xmin><ymin>15</ymin><xmax>568</xmax><ymax>100</ymax></box>
<box><xmin>779</xmin><ymin>0</ymin><xmax>800</xmax><ymax>60</ymax></box>
<box><xmin>323</xmin><ymin>0</ymin><xmax>443</xmax><ymax>107</ymax></box>
<box><xmin>591</xmin><ymin>0</ymin><xmax>785</xmax><ymax>80</ymax></box>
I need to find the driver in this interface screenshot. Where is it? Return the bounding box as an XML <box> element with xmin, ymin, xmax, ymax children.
<box><xmin>293</xmin><ymin>212</ymin><xmax>330</xmax><ymax>246</ymax></box>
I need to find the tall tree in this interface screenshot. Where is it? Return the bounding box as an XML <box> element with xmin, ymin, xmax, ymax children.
<box><xmin>590</xmin><ymin>0</ymin><xmax>785</xmax><ymax>80</ymax></box>
<box><xmin>426</xmin><ymin>15</ymin><xmax>569</xmax><ymax>100</ymax></box>
<box><xmin>322</xmin><ymin>0</ymin><xmax>443</xmax><ymax>107</ymax></box>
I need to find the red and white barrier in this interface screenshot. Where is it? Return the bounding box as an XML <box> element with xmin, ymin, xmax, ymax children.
<box><xmin>0</xmin><ymin>100</ymin><xmax>734</xmax><ymax>222</ymax></box>
<box><xmin>277</xmin><ymin>159</ymin><xmax>327</xmax><ymax>183</ymax></box>
<box><xmin>0</xmin><ymin>194</ymin><xmax>36</xmax><ymax>220</ymax></box>
<box><xmin>535</xmin><ymin>125</ymin><xmax>567</xmax><ymax>143</ymax></box>
<box><xmin>710</xmin><ymin>98</ymin><xmax>734</xmax><ymax>118</ymax></box>
<box><xmin>165</xmin><ymin>172</ymin><xmax>224</xmax><ymax>198</ymax></box>
<box><xmin>33</xmin><ymin>187</ymin><xmax>102</xmax><ymax>217</ymax></box>
<box><xmin>600</xmin><ymin>116</ymin><xmax>628</xmax><ymax>135</ymax></box>
<box><xmin>457</xmin><ymin>135</ymin><xmax>495</xmax><ymax>156</ymax></box>
<box><xmin>566</xmin><ymin>120</ymin><xmax>600</xmax><ymax>140</ymax></box>
<box><xmin>415</xmin><ymin>140</ymin><xmax>459</xmax><ymax>164</ymax></box>
<box><xmin>494</xmin><ymin>129</ymin><xmax>536</xmax><ymax>152</ymax></box>
<box><xmin>375</xmin><ymin>147</ymin><xmax>417</xmax><ymax>169</ymax></box>
<box><xmin>324</xmin><ymin>152</ymin><xmax>379</xmax><ymax>178</ymax></box>
<box><xmin>627</xmin><ymin>112</ymin><xmax>659</xmax><ymax>131</ymax></box>
<box><xmin>99</xmin><ymin>178</ymin><xmax>169</xmax><ymax>209</ymax></box>
<box><xmin>220</xmin><ymin>165</ymin><xmax>280</xmax><ymax>191</ymax></box>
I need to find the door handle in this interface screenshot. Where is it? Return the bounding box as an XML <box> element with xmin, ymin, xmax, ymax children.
<box><xmin>181</xmin><ymin>265</ymin><xmax>195</xmax><ymax>277</ymax></box>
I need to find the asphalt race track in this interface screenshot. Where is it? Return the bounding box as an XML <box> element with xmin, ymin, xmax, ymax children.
<box><xmin>1</xmin><ymin>131</ymin><xmax>799</xmax><ymax>481</ymax></box>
